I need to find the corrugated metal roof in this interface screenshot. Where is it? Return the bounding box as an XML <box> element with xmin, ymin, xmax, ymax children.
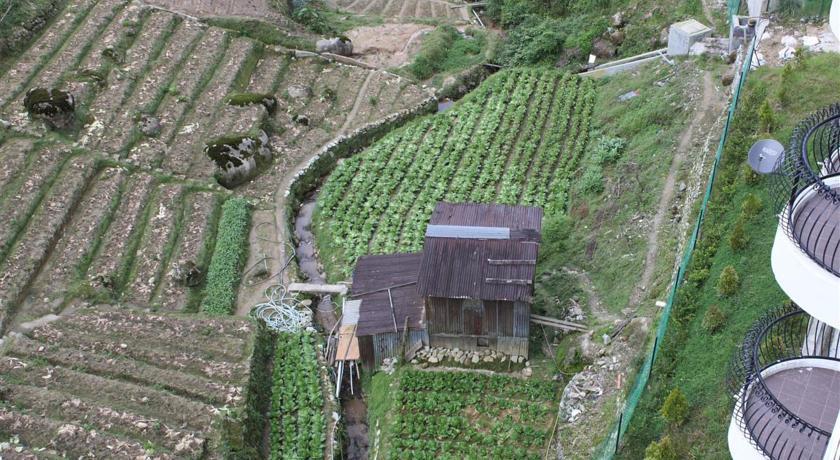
<box><xmin>418</xmin><ymin>203</ymin><xmax>543</xmax><ymax>302</ymax></box>
<box><xmin>418</xmin><ymin>239</ymin><xmax>539</xmax><ymax>302</ymax></box>
<box><xmin>350</xmin><ymin>253</ymin><xmax>424</xmax><ymax>336</ymax></box>
<box><xmin>429</xmin><ymin>202</ymin><xmax>543</xmax><ymax>233</ymax></box>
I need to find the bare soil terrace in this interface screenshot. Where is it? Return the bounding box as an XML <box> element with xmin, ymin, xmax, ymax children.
<box><xmin>0</xmin><ymin>0</ymin><xmax>429</xmax><ymax>453</ymax></box>
<box><xmin>0</xmin><ymin>307</ymin><xmax>254</xmax><ymax>458</ymax></box>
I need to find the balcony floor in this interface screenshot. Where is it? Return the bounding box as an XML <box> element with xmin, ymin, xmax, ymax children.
<box><xmin>793</xmin><ymin>194</ymin><xmax>840</xmax><ymax>275</ymax></box>
<box><xmin>745</xmin><ymin>366</ymin><xmax>840</xmax><ymax>459</ymax></box>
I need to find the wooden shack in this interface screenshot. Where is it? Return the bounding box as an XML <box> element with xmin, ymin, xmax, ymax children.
<box><xmin>348</xmin><ymin>202</ymin><xmax>542</xmax><ymax>368</ymax></box>
<box><xmin>417</xmin><ymin>203</ymin><xmax>542</xmax><ymax>357</ymax></box>
<box><xmin>349</xmin><ymin>252</ymin><xmax>428</xmax><ymax>370</ymax></box>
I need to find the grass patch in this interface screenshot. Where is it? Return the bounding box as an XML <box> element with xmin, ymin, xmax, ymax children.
<box><xmin>205</xmin><ymin>17</ymin><xmax>314</xmax><ymax>51</ymax></box>
<box><xmin>536</xmin><ymin>61</ymin><xmax>697</xmax><ymax>317</ymax></box>
<box><xmin>201</xmin><ymin>197</ymin><xmax>252</xmax><ymax>315</ymax></box>
<box><xmin>184</xmin><ymin>194</ymin><xmax>223</xmax><ymax>313</ymax></box>
<box><xmin>406</xmin><ymin>25</ymin><xmax>488</xmax><ymax>81</ymax></box>
<box><xmin>486</xmin><ymin>0</ymin><xmax>706</xmax><ymax>68</ymax></box>
<box><xmin>617</xmin><ymin>53</ymin><xmax>840</xmax><ymax>459</ymax></box>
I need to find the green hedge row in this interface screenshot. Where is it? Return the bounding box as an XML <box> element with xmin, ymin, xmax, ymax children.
<box><xmin>202</xmin><ymin>197</ymin><xmax>251</xmax><ymax>315</ymax></box>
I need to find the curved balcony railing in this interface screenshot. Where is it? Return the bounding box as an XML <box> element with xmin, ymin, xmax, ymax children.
<box><xmin>771</xmin><ymin>104</ymin><xmax>840</xmax><ymax>277</ymax></box>
<box><xmin>728</xmin><ymin>304</ymin><xmax>840</xmax><ymax>459</ymax></box>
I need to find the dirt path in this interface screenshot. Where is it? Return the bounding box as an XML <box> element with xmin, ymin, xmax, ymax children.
<box><xmin>561</xmin><ymin>267</ymin><xmax>618</xmax><ymax>324</ymax></box>
<box><xmin>236</xmin><ymin>70</ymin><xmax>375</xmax><ymax>316</ymax></box>
<box><xmin>627</xmin><ymin>71</ymin><xmax>718</xmax><ymax>311</ymax></box>
<box><xmin>699</xmin><ymin>0</ymin><xmax>719</xmax><ymax>28</ymax></box>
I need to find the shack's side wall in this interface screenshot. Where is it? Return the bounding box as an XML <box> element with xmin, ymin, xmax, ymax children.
<box><xmin>427</xmin><ymin>297</ymin><xmax>530</xmax><ymax>357</ymax></box>
<box><xmin>359</xmin><ymin>336</ymin><xmax>375</xmax><ymax>371</ymax></box>
<box><xmin>361</xmin><ymin>330</ymin><xmax>429</xmax><ymax>370</ymax></box>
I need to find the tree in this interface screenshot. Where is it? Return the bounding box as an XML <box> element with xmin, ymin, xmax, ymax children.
<box><xmin>777</xmin><ymin>64</ymin><xmax>794</xmax><ymax>107</ymax></box>
<box><xmin>660</xmin><ymin>388</ymin><xmax>689</xmax><ymax>427</ymax></box>
<box><xmin>758</xmin><ymin>99</ymin><xmax>775</xmax><ymax>133</ymax></box>
<box><xmin>717</xmin><ymin>266</ymin><xmax>740</xmax><ymax>297</ymax></box>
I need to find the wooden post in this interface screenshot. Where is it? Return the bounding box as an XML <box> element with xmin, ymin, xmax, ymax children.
<box><xmin>387</xmin><ymin>288</ymin><xmax>398</xmax><ymax>333</ymax></box>
<box><xmin>400</xmin><ymin>315</ymin><xmax>410</xmax><ymax>359</ymax></box>
<box><xmin>615</xmin><ymin>412</ymin><xmax>624</xmax><ymax>454</ymax></box>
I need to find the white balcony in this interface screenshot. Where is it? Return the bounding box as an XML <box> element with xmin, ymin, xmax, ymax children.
<box><xmin>772</xmin><ymin>175</ymin><xmax>840</xmax><ymax>329</ymax></box>
<box><xmin>729</xmin><ymin>358</ymin><xmax>840</xmax><ymax>460</ymax></box>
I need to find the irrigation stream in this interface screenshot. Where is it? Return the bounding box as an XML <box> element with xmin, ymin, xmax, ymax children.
<box><xmin>294</xmin><ymin>193</ymin><xmax>370</xmax><ymax>459</ymax></box>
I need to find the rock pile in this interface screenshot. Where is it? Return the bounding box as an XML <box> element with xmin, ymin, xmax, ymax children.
<box><xmin>410</xmin><ymin>346</ymin><xmax>533</xmax><ymax>375</ymax></box>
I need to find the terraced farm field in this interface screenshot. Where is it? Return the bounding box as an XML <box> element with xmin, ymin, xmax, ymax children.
<box><xmin>0</xmin><ymin>140</ymin><xmax>228</xmax><ymax>333</ymax></box>
<box><xmin>374</xmin><ymin>370</ymin><xmax>559</xmax><ymax>459</ymax></box>
<box><xmin>328</xmin><ymin>0</ymin><xmax>470</xmax><ymax>21</ymax></box>
<box><xmin>315</xmin><ymin>68</ymin><xmax>596</xmax><ymax>275</ymax></box>
<box><xmin>1</xmin><ymin>0</ymin><xmax>428</xmax><ymax>189</ymax></box>
<box><xmin>0</xmin><ymin>308</ymin><xmax>254</xmax><ymax>458</ymax></box>
<box><xmin>0</xmin><ymin>0</ymin><xmax>430</xmax><ymax>328</ymax></box>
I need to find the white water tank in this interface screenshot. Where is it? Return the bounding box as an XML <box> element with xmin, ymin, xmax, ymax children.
<box><xmin>668</xmin><ymin>19</ymin><xmax>713</xmax><ymax>56</ymax></box>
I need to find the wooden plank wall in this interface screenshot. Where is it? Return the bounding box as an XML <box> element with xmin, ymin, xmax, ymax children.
<box><xmin>370</xmin><ymin>330</ymin><xmax>429</xmax><ymax>368</ymax></box>
<box><xmin>427</xmin><ymin>297</ymin><xmax>529</xmax><ymax>338</ymax></box>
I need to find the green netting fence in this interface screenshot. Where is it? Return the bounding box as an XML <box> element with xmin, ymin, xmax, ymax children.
<box><xmin>728</xmin><ymin>0</ymin><xmax>832</xmax><ymax>18</ymax></box>
<box><xmin>591</xmin><ymin>32</ymin><xmax>758</xmax><ymax>460</ymax></box>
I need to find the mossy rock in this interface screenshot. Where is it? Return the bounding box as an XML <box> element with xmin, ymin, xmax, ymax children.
<box><xmin>23</xmin><ymin>87</ymin><xmax>75</xmax><ymax>129</ymax></box>
<box><xmin>76</xmin><ymin>68</ymin><xmax>108</xmax><ymax>87</ymax></box>
<box><xmin>227</xmin><ymin>93</ymin><xmax>278</xmax><ymax>115</ymax></box>
<box><xmin>205</xmin><ymin>131</ymin><xmax>272</xmax><ymax>188</ymax></box>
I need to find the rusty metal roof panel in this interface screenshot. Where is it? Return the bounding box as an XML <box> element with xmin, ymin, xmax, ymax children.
<box><xmin>350</xmin><ymin>253</ymin><xmax>425</xmax><ymax>336</ymax></box>
<box><xmin>417</xmin><ymin>238</ymin><xmax>539</xmax><ymax>302</ymax></box>
<box><xmin>419</xmin><ymin>203</ymin><xmax>542</xmax><ymax>302</ymax></box>
<box><xmin>429</xmin><ymin>202</ymin><xmax>543</xmax><ymax>235</ymax></box>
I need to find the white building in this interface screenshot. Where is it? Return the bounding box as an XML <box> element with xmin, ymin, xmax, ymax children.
<box><xmin>728</xmin><ymin>106</ymin><xmax>840</xmax><ymax>460</ymax></box>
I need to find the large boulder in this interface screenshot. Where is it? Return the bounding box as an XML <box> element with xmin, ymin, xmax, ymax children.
<box><xmin>591</xmin><ymin>38</ymin><xmax>617</xmax><ymax>58</ymax></box>
<box><xmin>316</xmin><ymin>37</ymin><xmax>353</xmax><ymax>56</ymax></box>
<box><xmin>23</xmin><ymin>87</ymin><xmax>75</xmax><ymax>129</ymax></box>
<box><xmin>205</xmin><ymin>131</ymin><xmax>272</xmax><ymax>189</ymax></box>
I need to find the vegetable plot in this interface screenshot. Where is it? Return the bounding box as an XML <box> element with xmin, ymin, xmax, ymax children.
<box><xmin>316</xmin><ymin>68</ymin><xmax>596</xmax><ymax>275</ymax></box>
<box><xmin>270</xmin><ymin>332</ymin><xmax>327</xmax><ymax>460</ymax></box>
<box><xmin>385</xmin><ymin>370</ymin><xmax>558</xmax><ymax>459</ymax></box>
<box><xmin>202</xmin><ymin>197</ymin><xmax>251</xmax><ymax>315</ymax></box>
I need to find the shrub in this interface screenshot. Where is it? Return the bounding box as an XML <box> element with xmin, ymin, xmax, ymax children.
<box><xmin>541</xmin><ymin>214</ymin><xmax>573</xmax><ymax>260</ymax></box>
<box><xmin>579</xmin><ymin>165</ymin><xmax>604</xmax><ymax>193</ymax></box>
<box><xmin>644</xmin><ymin>435</ymin><xmax>678</xmax><ymax>460</ymax></box>
<box><xmin>777</xmin><ymin>64</ymin><xmax>793</xmax><ymax>107</ymax></box>
<box><xmin>406</xmin><ymin>26</ymin><xmax>486</xmax><ymax>81</ymax></box>
<box><xmin>592</xmin><ymin>136</ymin><xmax>626</xmax><ymax>165</ymax></box>
<box><xmin>202</xmin><ymin>198</ymin><xmax>252</xmax><ymax>315</ymax></box>
<box><xmin>408</xmin><ymin>25</ymin><xmax>461</xmax><ymax>80</ymax></box>
<box><xmin>742</xmin><ymin>163</ymin><xmax>761</xmax><ymax>185</ymax></box>
<box><xmin>741</xmin><ymin>193</ymin><xmax>763</xmax><ymax>219</ymax></box>
<box><xmin>686</xmin><ymin>268</ymin><xmax>710</xmax><ymax>287</ymax></box>
<box><xmin>729</xmin><ymin>220</ymin><xmax>749</xmax><ymax>252</ymax></box>
<box><xmin>292</xmin><ymin>4</ymin><xmax>335</xmax><ymax>35</ymax></box>
<box><xmin>758</xmin><ymin>99</ymin><xmax>775</xmax><ymax>133</ymax></box>
<box><xmin>499</xmin><ymin>16</ymin><xmax>567</xmax><ymax>66</ymax></box>
<box><xmin>717</xmin><ymin>265</ymin><xmax>740</xmax><ymax>297</ymax></box>
<box><xmin>702</xmin><ymin>305</ymin><xmax>727</xmax><ymax>334</ymax></box>
<box><xmin>660</xmin><ymin>388</ymin><xmax>689</xmax><ymax>427</ymax></box>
